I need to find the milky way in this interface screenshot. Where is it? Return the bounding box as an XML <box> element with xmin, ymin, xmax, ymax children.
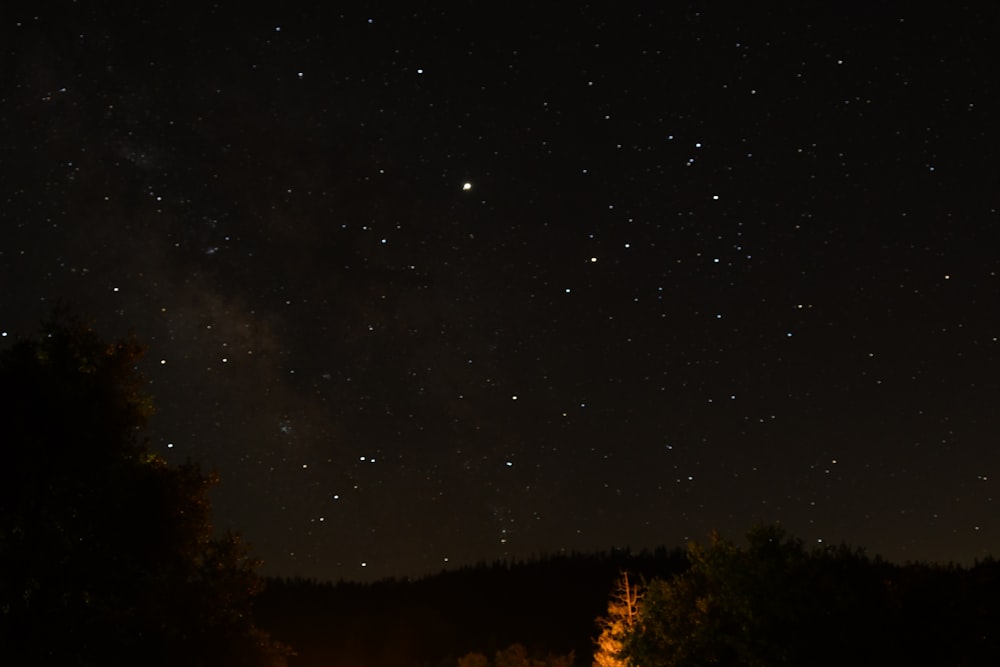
<box><xmin>2</xmin><ymin>4</ymin><xmax>999</xmax><ymax>582</ymax></box>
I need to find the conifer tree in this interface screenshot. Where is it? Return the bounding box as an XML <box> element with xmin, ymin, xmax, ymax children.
<box><xmin>593</xmin><ymin>571</ymin><xmax>643</xmax><ymax>667</ymax></box>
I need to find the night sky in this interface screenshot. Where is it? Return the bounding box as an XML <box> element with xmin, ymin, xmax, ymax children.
<box><xmin>3</xmin><ymin>4</ymin><xmax>999</xmax><ymax>583</ymax></box>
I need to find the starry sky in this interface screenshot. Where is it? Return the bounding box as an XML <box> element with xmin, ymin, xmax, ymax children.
<box><xmin>2</xmin><ymin>3</ymin><xmax>999</xmax><ymax>583</ymax></box>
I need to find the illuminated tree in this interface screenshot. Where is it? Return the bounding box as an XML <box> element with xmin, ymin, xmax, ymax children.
<box><xmin>0</xmin><ymin>314</ymin><xmax>288</xmax><ymax>666</ymax></box>
<box><xmin>495</xmin><ymin>643</ymin><xmax>532</xmax><ymax>667</ymax></box>
<box><xmin>593</xmin><ymin>571</ymin><xmax>643</xmax><ymax>667</ymax></box>
<box><xmin>458</xmin><ymin>652</ymin><xmax>491</xmax><ymax>667</ymax></box>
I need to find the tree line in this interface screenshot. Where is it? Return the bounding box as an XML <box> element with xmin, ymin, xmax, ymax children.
<box><xmin>256</xmin><ymin>549</ymin><xmax>686</xmax><ymax>667</ymax></box>
<box><xmin>595</xmin><ymin>525</ymin><xmax>1000</xmax><ymax>667</ymax></box>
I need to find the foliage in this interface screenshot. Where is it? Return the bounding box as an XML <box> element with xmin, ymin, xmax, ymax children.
<box><xmin>621</xmin><ymin>524</ymin><xmax>992</xmax><ymax>667</ymax></box>
<box><xmin>592</xmin><ymin>571</ymin><xmax>642</xmax><ymax>667</ymax></box>
<box><xmin>252</xmin><ymin>529</ymin><xmax>1000</xmax><ymax>667</ymax></box>
<box><xmin>459</xmin><ymin>652</ymin><xmax>493</xmax><ymax>667</ymax></box>
<box><xmin>625</xmin><ymin>526</ymin><xmax>818</xmax><ymax>666</ymax></box>
<box><xmin>0</xmin><ymin>315</ymin><xmax>287</xmax><ymax>666</ymax></box>
<box><xmin>256</xmin><ymin>549</ymin><xmax>688</xmax><ymax>667</ymax></box>
<box><xmin>458</xmin><ymin>643</ymin><xmax>575</xmax><ymax>667</ymax></box>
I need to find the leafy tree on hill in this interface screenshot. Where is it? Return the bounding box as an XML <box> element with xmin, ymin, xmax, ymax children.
<box><xmin>622</xmin><ymin>525</ymin><xmax>892</xmax><ymax>667</ymax></box>
<box><xmin>0</xmin><ymin>314</ymin><xmax>288</xmax><ymax>666</ymax></box>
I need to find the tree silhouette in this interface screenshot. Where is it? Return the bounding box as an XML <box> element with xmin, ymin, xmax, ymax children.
<box><xmin>624</xmin><ymin>525</ymin><xmax>899</xmax><ymax>667</ymax></box>
<box><xmin>0</xmin><ymin>314</ymin><xmax>287</xmax><ymax>666</ymax></box>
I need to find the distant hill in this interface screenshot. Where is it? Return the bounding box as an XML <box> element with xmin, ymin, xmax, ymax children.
<box><xmin>256</xmin><ymin>537</ymin><xmax>1000</xmax><ymax>667</ymax></box>
<box><xmin>254</xmin><ymin>548</ymin><xmax>687</xmax><ymax>667</ymax></box>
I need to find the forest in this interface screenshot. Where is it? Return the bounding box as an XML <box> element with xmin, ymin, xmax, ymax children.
<box><xmin>255</xmin><ymin>548</ymin><xmax>684</xmax><ymax>667</ymax></box>
<box><xmin>3</xmin><ymin>317</ymin><xmax>1000</xmax><ymax>666</ymax></box>
<box><xmin>257</xmin><ymin>534</ymin><xmax>1000</xmax><ymax>667</ymax></box>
